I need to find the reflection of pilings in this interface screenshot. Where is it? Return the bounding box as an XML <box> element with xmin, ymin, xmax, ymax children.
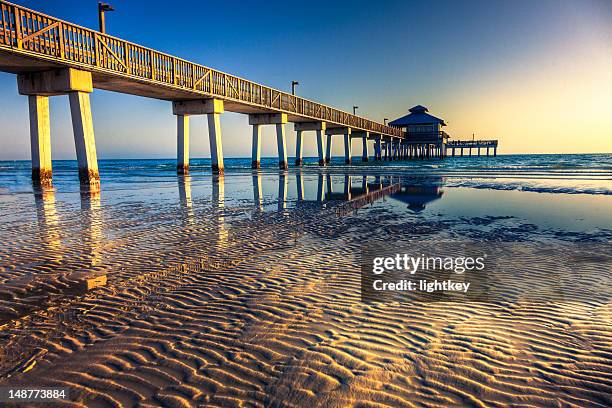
<box><xmin>252</xmin><ymin>171</ymin><xmax>263</xmax><ymax>210</ymax></box>
<box><xmin>317</xmin><ymin>173</ymin><xmax>325</xmax><ymax>202</ymax></box>
<box><xmin>33</xmin><ymin>184</ymin><xmax>62</xmax><ymax>263</ymax></box>
<box><xmin>278</xmin><ymin>172</ymin><xmax>288</xmax><ymax>211</ymax></box>
<box><xmin>212</xmin><ymin>174</ymin><xmax>228</xmax><ymax>246</ymax></box>
<box><xmin>334</xmin><ymin>182</ymin><xmax>402</xmax><ymax>217</ymax></box>
<box><xmin>178</xmin><ymin>174</ymin><xmax>194</xmax><ymax>223</ymax></box>
<box><xmin>344</xmin><ymin>174</ymin><xmax>352</xmax><ymax>200</ymax></box>
<box><xmin>362</xmin><ymin>175</ymin><xmax>368</xmax><ymax>194</ymax></box>
<box><xmin>79</xmin><ymin>183</ymin><xmax>102</xmax><ymax>267</ymax></box>
<box><xmin>296</xmin><ymin>171</ymin><xmax>304</xmax><ymax>201</ymax></box>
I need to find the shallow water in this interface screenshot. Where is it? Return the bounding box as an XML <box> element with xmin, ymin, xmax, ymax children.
<box><xmin>0</xmin><ymin>155</ymin><xmax>611</xmax><ymax>407</ymax></box>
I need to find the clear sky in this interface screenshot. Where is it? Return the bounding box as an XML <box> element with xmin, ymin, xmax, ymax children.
<box><xmin>1</xmin><ymin>0</ymin><xmax>611</xmax><ymax>160</ymax></box>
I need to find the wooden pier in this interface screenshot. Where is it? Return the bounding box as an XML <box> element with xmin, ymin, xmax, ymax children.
<box><xmin>0</xmin><ymin>1</ymin><xmax>402</xmax><ymax>185</ymax></box>
<box><xmin>446</xmin><ymin>140</ymin><xmax>498</xmax><ymax>157</ymax></box>
<box><xmin>0</xmin><ymin>1</ymin><xmax>500</xmax><ymax>187</ymax></box>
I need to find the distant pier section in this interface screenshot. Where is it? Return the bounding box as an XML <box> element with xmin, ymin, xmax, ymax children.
<box><xmin>446</xmin><ymin>140</ymin><xmax>498</xmax><ymax>157</ymax></box>
<box><xmin>386</xmin><ymin>105</ymin><xmax>498</xmax><ymax>160</ymax></box>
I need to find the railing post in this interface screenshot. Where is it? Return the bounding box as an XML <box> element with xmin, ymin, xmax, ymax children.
<box><xmin>14</xmin><ymin>6</ymin><xmax>22</xmax><ymax>49</ymax></box>
<box><xmin>191</xmin><ymin>65</ymin><xmax>195</xmax><ymax>89</ymax></box>
<box><xmin>173</xmin><ymin>58</ymin><xmax>177</xmax><ymax>85</ymax></box>
<box><xmin>94</xmin><ymin>33</ymin><xmax>101</xmax><ymax>67</ymax></box>
<box><xmin>124</xmin><ymin>42</ymin><xmax>130</xmax><ymax>75</ymax></box>
<box><xmin>150</xmin><ymin>50</ymin><xmax>155</xmax><ymax>80</ymax></box>
<box><xmin>57</xmin><ymin>22</ymin><xmax>65</xmax><ymax>59</ymax></box>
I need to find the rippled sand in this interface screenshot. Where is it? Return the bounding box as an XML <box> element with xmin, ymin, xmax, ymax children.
<box><xmin>0</xmin><ymin>172</ymin><xmax>610</xmax><ymax>407</ymax></box>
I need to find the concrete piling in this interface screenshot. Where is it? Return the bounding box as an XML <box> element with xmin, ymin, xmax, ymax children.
<box><xmin>295</xmin><ymin>130</ymin><xmax>303</xmax><ymax>166</ymax></box>
<box><xmin>69</xmin><ymin>91</ymin><xmax>99</xmax><ymax>185</ymax></box>
<box><xmin>28</xmin><ymin>95</ymin><xmax>52</xmax><ymax>185</ymax></box>
<box><xmin>343</xmin><ymin>129</ymin><xmax>352</xmax><ymax>164</ymax></box>
<box><xmin>176</xmin><ymin>114</ymin><xmax>189</xmax><ymax>174</ymax></box>
<box><xmin>251</xmin><ymin>124</ymin><xmax>261</xmax><ymax>169</ymax></box>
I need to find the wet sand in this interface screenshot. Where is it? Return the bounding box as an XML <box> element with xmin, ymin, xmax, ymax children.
<box><xmin>0</xmin><ymin>170</ymin><xmax>611</xmax><ymax>407</ymax></box>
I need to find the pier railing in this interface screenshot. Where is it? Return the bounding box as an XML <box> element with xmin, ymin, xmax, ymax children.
<box><xmin>0</xmin><ymin>1</ymin><xmax>403</xmax><ymax>137</ymax></box>
<box><xmin>446</xmin><ymin>140</ymin><xmax>498</xmax><ymax>147</ymax></box>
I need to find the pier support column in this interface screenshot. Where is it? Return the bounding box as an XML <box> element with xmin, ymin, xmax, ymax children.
<box><xmin>69</xmin><ymin>91</ymin><xmax>99</xmax><ymax>184</ymax></box>
<box><xmin>343</xmin><ymin>129</ymin><xmax>352</xmax><ymax>164</ymax></box>
<box><xmin>494</xmin><ymin>146</ymin><xmax>497</xmax><ymax>157</ymax></box>
<box><xmin>293</xmin><ymin>121</ymin><xmax>327</xmax><ymax>166</ymax></box>
<box><xmin>176</xmin><ymin>114</ymin><xmax>190</xmax><ymax>174</ymax></box>
<box><xmin>374</xmin><ymin>137</ymin><xmax>382</xmax><ymax>160</ymax></box>
<box><xmin>325</xmin><ymin>134</ymin><xmax>333</xmax><ymax>164</ymax></box>
<box><xmin>173</xmin><ymin>98</ymin><xmax>225</xmax><ymax>174</ymax></box>
<box><xmin>316</xmin><ymin>130</ymin><xmax>326</xmax><ymax>166</ymax></box>
<box><xmin>208</xmin><ymin>111</ymin><xmax>224</xmax><ymax>174</ymax></box>
<box><xmin>249</xmin><ymin>113</ymin><xmax>288</xmax><ymax>169</ymax></box>
<box><xmin>295</xmin><ymin>130</ymin><xmax>303</xmax><ymax>166</ymax></box>
<box><xmin>19</xmin><ymin>68</ymin><xmax>95</xmax><ymax>185</ymax></box>
<box><xmin>28</xmin><ymin>95</ymin><xmax>52</xmax><ymax>185</ymax></box>
<box><xmin>361</xmin><ymin>132</ymin><xmax>369</xmax><ymax>161</ymax></box>
<box><xmin>276</xmin><ymin>124</ymin><xmax>288</xmax><ymax>169</ymax></box>
<box><xmin>251</xmin><ymin>124</ymin><xmax>261</xmax><ymax>169</ymax></box>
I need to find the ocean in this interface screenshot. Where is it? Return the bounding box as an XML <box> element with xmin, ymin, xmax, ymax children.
<box><xmin>2</xmin><ymin>153</ymin><xmax>611</xmax><ymax>195</ymax></box>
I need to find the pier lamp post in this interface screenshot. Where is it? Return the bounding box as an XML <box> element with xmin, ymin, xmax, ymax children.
<box><xmin>291</xmin><ymin>81</ymin><xmax>299</xmax><ymax>95</ymax></box>
<box><xmin>384</xmin><ymin>118</ymin><xmax>389</xmax><ymax>126</ymax></box>
<box><xmin>98</xmin><ymin>2</ymin><xmax>114</xmax><ymax>34</ymax></box>
<box><xmin>353</xmin><ymin>106</ymin><xmax>358</xmax><ymax>115</ymax></box>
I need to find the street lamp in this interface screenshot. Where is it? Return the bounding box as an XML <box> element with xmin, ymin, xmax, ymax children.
<box><xmin>384</xmin><ymin>118</ymin><xmax>389</xmax><ymax>126</ymax></box>
<box><xmin>98</xmin><ymin>2</ymin><xmax>114</xmax><ymax>34</ymax></box>
<box><xmin>291</xmin><ymin>80</ymin><xmax>299</xmax><ymax>95</ymax></box>
<box><xmin>353</xmin><ymin>106</ymin><xmax>358</xmax><ymax>115</ymax></box>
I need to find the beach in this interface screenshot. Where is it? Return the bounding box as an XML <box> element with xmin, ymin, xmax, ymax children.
<box><xmin>0</xmin><ymin>154</ymin><xmax>611</xmax><ymax>407</ymax></box>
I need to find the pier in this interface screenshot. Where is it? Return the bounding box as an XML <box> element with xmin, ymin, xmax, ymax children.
<box><xmin>0</xmin><ymin>1</ymin><xmax>500</xmax><ymax>188</ymax></box>
<box><xmin>0</xmin><ymin>1</ymin><xmax>402</xmax><ymax>186</ymax></box>
<box><xmin>446</xmin><ymin>140</ymin><xmax>498</xmax><ymax>157</ymax></box>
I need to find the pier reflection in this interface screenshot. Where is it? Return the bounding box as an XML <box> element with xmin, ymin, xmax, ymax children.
<box><xmin>178</xmin><ymin>174</ymin><xmax>194</xmax><ymax>224</ymax></box>
<box><xmin>246</xmin><ymin>171</ymin><xmax>445</xmax><ymax>216</ymax></box>
<box><xmin>212</xmin><ymin>174</ymin><xmax>229</xmax><ymax>247</ymax></box>
<box><xmin>389</xmin><ymin>177</ymin><xmax>444</xmax><ymax>213</ymax></box>
<box><xmin>33</xmin><ymin>184</ymin><xmax>63</xmax><ymax>263</ymax></box>
<box><xmin>79</xmin><ymin>183</ymin><xmax>102</xmax><ymax>267</ymax></box>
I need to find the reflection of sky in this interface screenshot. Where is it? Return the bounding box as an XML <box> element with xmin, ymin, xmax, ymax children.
<box><xmin>8</xmin><ymin>170</ymin><xmax>609</xmax><ymax>236</ymax></box>
<box><xmin>384</xmin><ymin>186</ymin><xmax>612</xmax><ymax>232</ymax></box>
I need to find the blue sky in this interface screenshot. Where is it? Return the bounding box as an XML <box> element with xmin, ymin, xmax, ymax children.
<box><xmin>1</xmin><ymin>0</ymin><xmax>611</xmax><ymax>159</ymax></box>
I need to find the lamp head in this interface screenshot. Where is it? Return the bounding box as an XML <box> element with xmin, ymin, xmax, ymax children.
<box><xmin>99</xmin><ymin>2</ymin><xmax>114</xmax><ymax>12</ymax></box>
